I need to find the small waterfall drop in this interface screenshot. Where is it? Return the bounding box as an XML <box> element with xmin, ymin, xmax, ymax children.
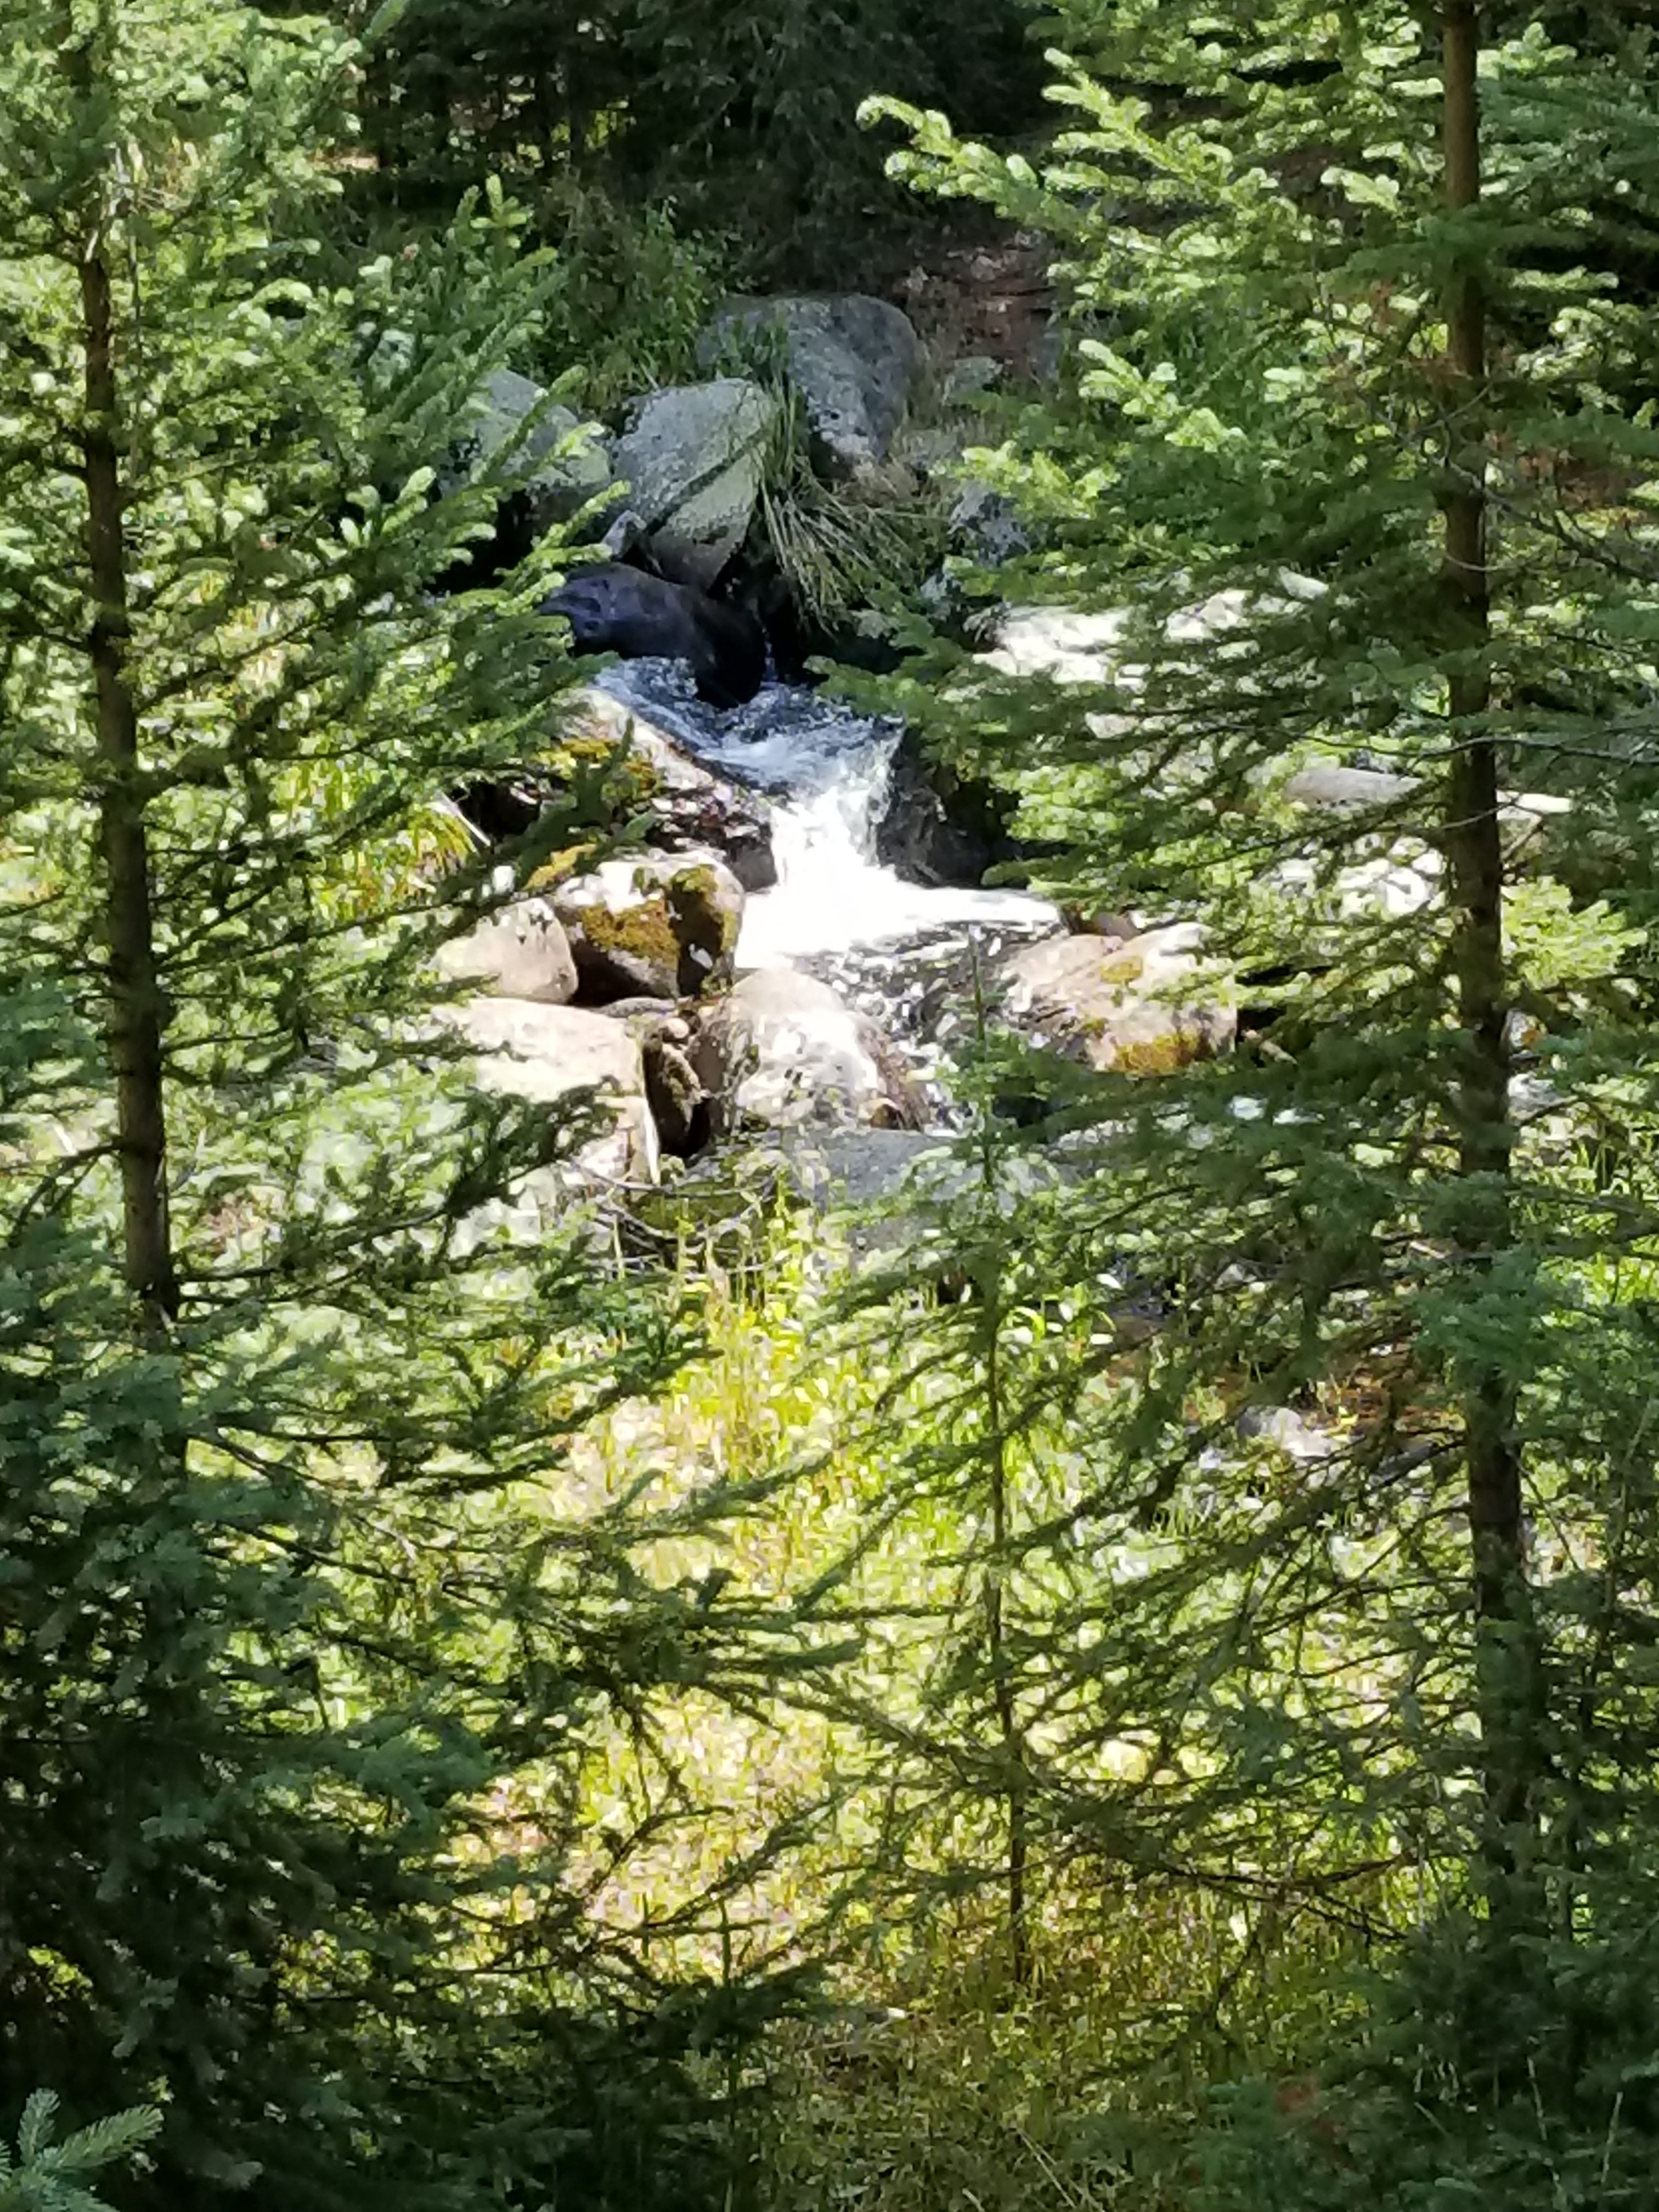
<box><xmin>594</xmin><ymin>660</ymin><xmax>1058</xmax><ymax>969</ymax></box>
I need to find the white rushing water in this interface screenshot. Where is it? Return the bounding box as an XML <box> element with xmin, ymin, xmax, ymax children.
<box><xmin>595</xmin><ymin>660</ymin><xmax>1058</xmax><ymax>968</ymax></box>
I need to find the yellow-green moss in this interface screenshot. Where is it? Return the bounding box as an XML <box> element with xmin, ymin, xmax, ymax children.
<box><xmin>668</xmin><ymin>865</ymin><xmax>741</xmax><ymax>958</ymax></box>
<box><xmin>578</xmin><ymin>895</ymin><xmax>681</xmax><ymax>974</ymax></box>
<box><xmin>527</xmin><ymin>842</ymin><xmax>597</xmax><ymax>892</ymax></box>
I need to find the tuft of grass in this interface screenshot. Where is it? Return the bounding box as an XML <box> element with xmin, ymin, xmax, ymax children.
<box><xmin>754</xmin><ymin>390</ymin><xmax>945</xmax><ymax>629</ymax></box>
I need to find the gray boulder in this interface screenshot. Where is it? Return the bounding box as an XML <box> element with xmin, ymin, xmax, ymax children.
<box><xmin>702</xmin><ymin>295</ymin><xmax>921</xmax><ymax>475</ymax></box>
<box><xmin>552</xmin><ymin>851</ymin><xmax>745</xmax><ymax>1005</ymax></box>
<box><xmin>609</xmin><ymin>379</ymin><xmax>776</xmax><ymax>588</ymax></box>
<box><xmin>449</xmin><ymin>367</ymin><xmax>611</xmax><ymax>532</ymax></box>
<box><xmin>949</xmin><ymin>480</ymin><xmax>1031</xmax><ymax>566</ymax></box>
<box><xmin>692</xmin><ymin>969</ymin><xmax>925</xmax><ymax>1135</ymax></box>
<box><xmin>433</xmin><ymin>898</ymin><xmax>578</xmax><ymax>1005</ymax></box>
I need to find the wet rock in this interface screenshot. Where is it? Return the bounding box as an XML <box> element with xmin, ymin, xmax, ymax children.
<box><xmin>443</xmin><ymin>998</ymin><xmax>659</xmax><ymax>1185</ymax></box>
<box><xmin>799</xmin><ymin>914</ymin><xmax>1062</xmax><ymax>1128</ymax></box>
<box><xmin>433</xmin><ymin>898</ymin><xmax>578</xmax><ymax>1005</ymax></box>
<box><xmin>997</xmin><ymin>923</ymin><xmax>1236</xmax><ymax>1077</ymax></box>
<box><xmin>692</xmin><ymin>969</ymin><xmax>926</xmax><ymax>1136</ymax></box>
<box><xmin>552</xmin><ymin>851</ymin><xmax>746</xmax><ymax>1005</ymax></box>
<box><xmin>572</xmin><ymin>689</ymin><xmax>778</xmax><ymax>891</ymax></box>
<box><xmin>872</xmin><ymin>724</ymin><xmax>1020</xmax><ymax>888</ymax></box>
<box><xmin>701</xmin><ymin>295</ymin><xmax>920</xmax><ymax>475</ymax></box>
<box><xmin>541</xmin><ymin>565</ymin><xmax>767</xmax><ymax>708</ymax></box>
<box><xmin>609</xmin><ymin>379</ymin><xmax>776</xmax><ymax>589</ymax></box>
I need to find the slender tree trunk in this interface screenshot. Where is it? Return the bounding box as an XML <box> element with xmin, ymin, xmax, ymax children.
<box><xmin>1440</xmin><ymin>1</ymin><xmax>1542</xmax><ymax>1898</ymax></box>
<box><xmin>80</xmin><ymin>233</ymin><xmax>178</xmax><ymax>1325</ymax></box>
<box><xmin>969</xmin><ymin>945</ymin><xmax>1030</xmax><ymax>1988</ymax></box>
<box><xmin>981</xmin><ymin>1315</ymin><xmax>1030</xmax><ymax>1988</ymax></box>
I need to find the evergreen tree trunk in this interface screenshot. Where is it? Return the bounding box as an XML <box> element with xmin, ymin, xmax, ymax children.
<box><xmin>1440</xmin><ymin>0</ymin><xmax>1542</xmax><ymax>1895</ymax></box>
<box><xmin>77</xmin><ymin>152</ymin><xmax>178</xmax><ymax>1324</ymax></box>
<box><xmin>980</xmin><ymin>1313</ymin><xmax>1030</xmax><ymax>1988</ymax></box>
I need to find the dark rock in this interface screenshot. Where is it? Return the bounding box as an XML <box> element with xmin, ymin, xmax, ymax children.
<box><xmin>541</xmin><ymin>563</ymin><xmax>768</xmax><ymax>710</ymax></box>
<box><xmin>873</xmin><ymin>724</ymin><xmax>1020</xmax><ymax>888</ymax></box>
<box><xmin>643</xmin><ymin>1031</ymin><xmax>711</xmax><ymax>1158</ymax></box>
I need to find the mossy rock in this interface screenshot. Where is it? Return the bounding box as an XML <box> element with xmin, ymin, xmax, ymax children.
<box><xmin>580</xmin><ymin>894</ymin><xmax>682</xmax><ymax>970</ymax></box>
<box><xmin>553</xmin><ymin>851</ymin><xmax>745</xmax><ymax>1005</ymax></box>
<box><xmin>667</xmin><ymin>862</ymin><xmax>743</xmax><ymax>985</ymax></box>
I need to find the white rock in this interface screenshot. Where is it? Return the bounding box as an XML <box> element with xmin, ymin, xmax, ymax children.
<box><xmin>445</xmin><ymin>998</ymin><xmax>659</xmax><ymax>1184</ymax></box>
<box><xmin>998</xmin><ymin>924</ymin><xmax>1235</xmax><ymax>1075</ymax></box>
<box><xmin>692</xmin><ymin>970</ymin><xmax>919</xmax><ymax>1134</ymax></box>
<box><xmin>434</xmin><ymin>899</ymin><xmax>578</xmax><ymax>1004</ymax></box>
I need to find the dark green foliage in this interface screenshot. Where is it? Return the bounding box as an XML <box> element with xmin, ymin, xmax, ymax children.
<box><xmin>335</xmin><ymin>0</ymin><xmax>1049</xmax><ymax>285</ymax></box>
<box><xmin>0</xmin><ymin>3</ymin><xmax>825</xmax><ymax>2203</ymax></box>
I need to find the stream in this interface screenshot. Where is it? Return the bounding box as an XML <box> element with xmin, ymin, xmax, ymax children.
<box><xmin>596</xmin><ymin>659</ymin><xmax>1061</xmax><ymax>1113</ymax></box>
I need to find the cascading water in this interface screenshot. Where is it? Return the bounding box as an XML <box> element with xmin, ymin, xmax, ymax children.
<box><xmin>595</xmin><ymin>659</ymin><xmax>1060</xmax><ymax>1110</ymax></box>
<box><xmin>595</xmin><ymin>659</ymin><xmax>1056</xmax><ymax>961</ymax></box>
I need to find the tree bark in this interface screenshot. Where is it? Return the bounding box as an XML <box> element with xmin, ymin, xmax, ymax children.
<box><xmin>80</xmin><ymin>234</ymin><xmax>179</xmax><ymax>1325</ymax></box>
<box><xmin>1440</xmin><ymin>1</ymin><xmax>1542</xmax><ymax>1894</ymax></box>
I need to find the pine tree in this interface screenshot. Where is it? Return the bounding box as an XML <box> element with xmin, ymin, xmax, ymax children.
<box><xmin>1</xmin><ymin>3</ymin><xmax>821</xmax><ymax>2203</ymax></box>
<box><xmin>855</xmin><ymin>2</ymin><xmax>1659</xmax><ymax>2192</ymax></box>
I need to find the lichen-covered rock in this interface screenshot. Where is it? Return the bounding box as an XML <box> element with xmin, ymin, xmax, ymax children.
<box><xmin>691</xmin><ymin>969</ymin><xmax>924</xmax><ymax>1135</ymax></box>
<box><xmin>433</xmin><ymin>898</ymin><xmax>578</xmax><ymax>1005</ymax></box>
<box><xmin>700</xmin><ymin>295</ymin><xmax>920</xmax><ymax>476</ymax></box>
<box><xmin>454</xmin><ymin>689</ymin><xmax>777</xmax><ymax>894</ymax></box>
<box><xmin>552</xmin><ymin>851</ymin><xmax>745</xmax><ymax>1005</ymax></box>
<box><xmin>997</xmin><ymin>923</ymin><xmax>1235</xmax><ymax>1077</ymax></box>
<box><xmin>568</xmin><ymin>690</ymin><xmax>778</xmax><ymax>891</ymax></box>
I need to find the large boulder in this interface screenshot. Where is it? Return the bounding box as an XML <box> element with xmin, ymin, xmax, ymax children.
<box><xmin>433</xmin><ymin>898</ymin><xmax>578</xmax><ymax>1005</ymax></box>
<box><xmin>692</xmin><ymin>970</ymin><xmax>925</xmax><ymax>1136</ymax></box>
<box><xmin>445</xmin><ymin>997</ymin><xmax>659</xmax><ymax>1186</ymax></box>
<box><xmin>608</xmin><ymin>379</ymin><xmax>776</xmax><ymax>588</ymax></box>
<box><xmin>551</xmin><ymin>851</ymin><xmax>745</xmax><ymax>1005</ymax></box>
<box><xmin>701</xmin><ymin>295</ymin><xmax>921</xmax><ymax>476</ymax></box>
<box><xmin>449</xmin><ymin>367</ymin><xmax>612</xmax><ymax>532</ymax></box>
<box><xmin>997</xmin><ymin>923</ymin><xmax>1235</xmax><ymax>1077</ymax></box>
<box><xmin>458</xmin><ymin>690</ymin><xmax>777</xmax><ymax>894</ymax></box>
<box><xmin>541</xmin><ymin>565</ymin><xmax>766</xmax><ymax>708</ymax></box>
